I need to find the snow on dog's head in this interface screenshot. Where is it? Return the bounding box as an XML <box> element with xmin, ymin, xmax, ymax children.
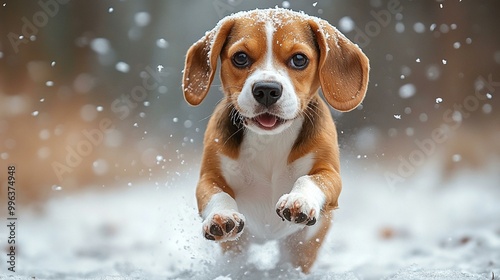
<box><xmin>182</xmin><ymin>8</ymin><xmax>369</xmax><ymax>115</ymax></box>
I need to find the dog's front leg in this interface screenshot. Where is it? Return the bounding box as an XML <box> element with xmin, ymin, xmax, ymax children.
<box><xmin>275</xmin><ymin>167</ymin><xmax>341</xmax><ymax>227</ymax></box>
<box><xmin>275</xmin><ymin>168</ymin><xmax>341</xmax><ymax>272</ymax></box>
<box><xmin>197</xmin><ymin>175</ymin><xmax>245</xmax><ymax>242</ymax></box>
<box><xmin>275</xmin><ymin>176</ymin><xmax>324</xmax><ymax>226</ymax></box>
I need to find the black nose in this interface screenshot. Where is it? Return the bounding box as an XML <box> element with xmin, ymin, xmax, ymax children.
<box><xmin>252</xmin><ymin>82</ymin><xmax>282</xmax><ymax>107</ymax></box>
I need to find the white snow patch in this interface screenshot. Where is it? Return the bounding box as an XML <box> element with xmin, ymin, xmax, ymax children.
<box><xmin>395</xmin><ymin>22</ymin><xmax>405</xmax><ymax>33</ymax></box>
<box><xmin>90</xmin><ymin>38</ymin><xmax>111</xmax><ymax>54</ymax></box>
<box><xmin>92</xmin><ymin>159</ymin><xmax>109</xmax><ymax>175</ymax></box>
<box><xmin>156</xmin><ymin>38</ymin><xmax>169</xmax><ymax>49</ymax></box>
<box><xmin>134</xmin><ymin>12</ymin><xmax>151</xmax><ymax>27</ymax></box>
<box><xmin>338</xmin><ymin>16</ymin><xmax>355</xmax><ymax>33</ymax></box>
<box><xmin>399</xmin><ymin>83</ymin><xmax>416</xmax><ymax>99</ymax></box>
<box><xmin>413</xmin><ymin>22</ymin><xmax>425</xmax><ymax>33</ymax></box>
<box><xmin>452</xmin><ymin>154</ymin><xmax>462</xmax><ymax>162</ymax></box>
<box><xmin>2</xmin><ymin>160</ymin><xmax>498</xmax><ymax>279</ymax></box>
<box><xmin>115</xmin><ymin>61</ymin><xmax>130</xmax><ymax>73</ymax></box>
<box><xmin>482</xmin><ymin>103</ymin><xmax>492</xmax><ymax>114</ymax></box>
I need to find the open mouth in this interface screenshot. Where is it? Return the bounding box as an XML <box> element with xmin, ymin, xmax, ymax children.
<box><xmin>247</xmin><ymin>113</ymin><xmax>288</xmax><ymax>131</ymax></box>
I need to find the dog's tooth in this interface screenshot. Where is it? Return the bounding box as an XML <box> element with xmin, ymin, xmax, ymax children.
<box><xmin>210</xmin><ymin>224</ymin><xmax>224</xmax><ymax>236</ymax></box>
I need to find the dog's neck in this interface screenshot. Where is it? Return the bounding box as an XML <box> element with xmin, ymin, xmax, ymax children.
<box><xmin>243</xmin><ymin>115</ymin><xmax>305</xmax><ymax>153</ymax></box>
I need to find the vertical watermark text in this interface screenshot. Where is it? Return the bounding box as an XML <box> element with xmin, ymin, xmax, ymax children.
<box><xmin>6</xmin><ymin>165</ymin><xmax>17</xmax><ymax>273</ymax></box>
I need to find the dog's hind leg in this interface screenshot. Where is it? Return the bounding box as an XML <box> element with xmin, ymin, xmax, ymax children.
<box><xmin>280</xmin><ymin>212</ymin><xmax>332</xmax><ymax>273</ymax></box>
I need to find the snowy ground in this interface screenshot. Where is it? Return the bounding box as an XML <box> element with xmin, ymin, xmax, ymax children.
<box><xmin>1</xmin><ymin>160</ymin><xmax>499</xmax><ymax>280</ymax></box>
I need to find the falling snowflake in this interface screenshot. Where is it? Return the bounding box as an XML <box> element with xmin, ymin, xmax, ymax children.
<box><xmin>452</xmin><ymin>154</ymin><xmax>462</xmax><ymax>162</ymax></box>
<box><xmin>399</xmin><ymin>83</ymin><xmax>416</xmax><ymax>99</ymax></box>
<box><xmin>115</xmin><ymin>61</ymin><xmax>130</xmax><ymax>73</ymax></box>
<box><xmin>156</xmin><ymin>38</ymin><xmax>169</xmax><ymax>49</ymax></box>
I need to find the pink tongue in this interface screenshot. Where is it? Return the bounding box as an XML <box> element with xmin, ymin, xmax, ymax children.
<box><xmin>255</xmin><ymin>113</ymin><xmax>278</xmax><ymax>128</ymax></box>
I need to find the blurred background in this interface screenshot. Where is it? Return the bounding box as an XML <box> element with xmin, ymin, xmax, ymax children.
<box><xmin>0</xmin><ymin>0</ymin><xmax>499</xmax><ymax>203</ymax></box>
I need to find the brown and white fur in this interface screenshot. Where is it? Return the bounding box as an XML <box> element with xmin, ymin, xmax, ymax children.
<box><xmin>182</xmin><ymin>8</ymin><xmax>369</xmax><ymax>273</ymax></box>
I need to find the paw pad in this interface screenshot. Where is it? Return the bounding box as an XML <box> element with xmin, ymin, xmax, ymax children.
<box><xmin>203</xmin><ymin>212</ymin><xmax>245</xmax><ymax>241</ymax></box>
<box><xmin>276</xmin><ymin>193</ymin><xmax>319</xmax><ymax>226</ymax></box>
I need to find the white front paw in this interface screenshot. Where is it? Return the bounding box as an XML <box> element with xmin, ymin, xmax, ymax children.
<box><xmin>275</xmin><ymin>193</ymin><xmax>320</xmax><ymax>226</ymax></box>
<box><xmin>202</xmin><ymin>210</ymin><xmax>245</xmax><ymax>241</ymax></box>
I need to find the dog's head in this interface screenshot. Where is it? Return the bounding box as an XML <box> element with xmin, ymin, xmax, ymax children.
<box><xmin>183</xmin><ymin>8</ymin><xmax>369</xmax><ymax>135</ymax></box>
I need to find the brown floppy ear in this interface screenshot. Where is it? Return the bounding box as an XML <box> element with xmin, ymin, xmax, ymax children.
<box><xmin>309</xmin><ymin>19</ymin><xmax>370</xmax><ymax>112</ymax></box>
<box><xmin>182</xmin><ymin>19</ymin><xmax>235</xmax><ymax>106</ymax></box>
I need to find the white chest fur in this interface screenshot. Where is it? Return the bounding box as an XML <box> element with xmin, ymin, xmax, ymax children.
<box><xmin>219</xmin><ymin>117</ymin><xmax>314</xmax><ymax>240</ymax></box>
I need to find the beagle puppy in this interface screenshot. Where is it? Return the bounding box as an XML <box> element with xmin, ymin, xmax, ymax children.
<box><xmin>182</xmin><ymin>8</ymin><xmax>369</xmax><ymax>273</ymax></box>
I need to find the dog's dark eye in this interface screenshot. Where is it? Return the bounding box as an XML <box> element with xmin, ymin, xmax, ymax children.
<box><xmin>289</xmin><ymin>53</ymin><xmax>308</xmax><ymax>69</ymax></box>
<box><xmin>232</xmin><ymin>52</ymin><xmax>250</xmax><ymax>68</ymax></box>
